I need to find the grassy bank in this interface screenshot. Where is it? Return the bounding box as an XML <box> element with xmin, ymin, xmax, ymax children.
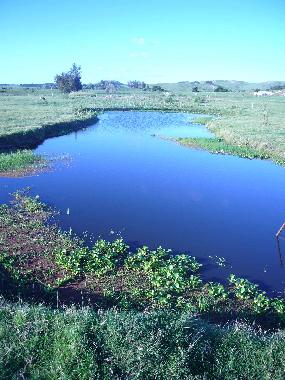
<box><xmin>0</xmin><ymin>150</ymin><xmax>45</xmax><ymax>176</ymax></box>
<box><xmin>0</xmin><ymin>89</ymin><xmax>98</xmax><ymax>175</ymax></box>
<box><xmin>176</xmin><ymin>137</ymin><xmax>274</xmax><ymax>161</ymax></box>
<box><xmin>1</xmin><ymin>302</ymin><xmax>285</xmax><ymax>379</ymax></box>
<box><xmin>0</xmin><ymin>89</ymin><xmax>98</xmax><ymax>149</ymax></box>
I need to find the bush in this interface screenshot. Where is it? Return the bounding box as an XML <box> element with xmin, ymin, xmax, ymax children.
<box><xmin>214</xmin><ymin>85</ymin><xmax>229</xmax><ymax>92</ymax></box>
<box><xmin>152</xmin><ymin>85</ymin><xmax>165</xmax><ymax>92</ymax></box>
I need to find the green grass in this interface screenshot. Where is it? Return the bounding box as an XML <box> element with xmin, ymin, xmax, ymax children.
<box><xmin>0</xmin><ymin>89</ymin><xmax>98</xmax><ymax>150</ymax></box>
<box><xmin>190</xmin><ymin>116</ymin><xmax>213</xmax><ymax>125</ymax></box>
<box><xmin>0</xmin><ymin>150</ymin><xmax>45</xmax><ymax>174</ymax></box>
<box><xmin>1</xmin><ymin>302</ymin><xmax>285</xmax><ymax>379</ymax></box>
<box><xmin>176</xmin><ymin>137</ymin><xmax>275</xmax><ymax>161</ymax></box>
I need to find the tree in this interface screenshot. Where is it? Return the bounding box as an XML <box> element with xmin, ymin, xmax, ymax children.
<box><xmin>127</xmin><ymin>80</ymin><xmax>147</xmax><ymax>90</ymax></box>
<box><xmin>192</xmin><ymin>86</ymin><xmax>199</xmax><ymax>92</ymax></box>
<box><xmin>55</xmin><ymin>63</ymin><xmax>82</xmax><ymax>93</ymax></box>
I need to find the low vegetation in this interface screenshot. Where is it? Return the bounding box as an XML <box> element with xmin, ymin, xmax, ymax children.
<box><xmin>190</xmin><ymin>116</ymin><xmax>213</xmax><ymax>125</ymax></box>
<box><xmin>0</xmin><ymin>150</ymin><xmax>45</xmax><ymax>175</ymax></box>
<box><xmin>176</xmin><ymin>137</ymin><xmax>275</xmax><ymax>161</ymax></box>
<box><xmin>1</xmin><ymin>193</ymin><xmax>285</xmax><ymax>378</ymax></box>
<box><xmin>1</xmin><ymin>193</ymin><xmax>285</xmax><ymax>323</ymax></box>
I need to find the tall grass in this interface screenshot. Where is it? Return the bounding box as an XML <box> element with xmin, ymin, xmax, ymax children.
<box><xmin>0</xmin><ymin>302</ymin><xmax>285</xmax><ymax>379</ymax></box>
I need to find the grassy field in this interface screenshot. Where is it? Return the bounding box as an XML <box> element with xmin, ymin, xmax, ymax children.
<box><xmin>0</xmin><ymin>88</ymin><xmax>284</xmax><ymax>172</ymax></box>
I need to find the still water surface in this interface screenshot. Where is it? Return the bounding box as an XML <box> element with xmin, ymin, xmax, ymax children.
<box><xmin>1</xmin><ymin>111</ymin><xmax>285</xmax><ymax>292</ymax></box>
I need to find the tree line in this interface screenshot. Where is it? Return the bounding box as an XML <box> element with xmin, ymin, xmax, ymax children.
<box><xmin>54</xmin><ymin>64</ymin><xmax>165</xmax><ymax>93</ymax></box>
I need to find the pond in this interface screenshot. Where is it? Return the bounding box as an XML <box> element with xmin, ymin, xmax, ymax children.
<box><xmin>1</xmin><ymin>111</ymin><xmax>285</xmax><ymax>293</ymax></box>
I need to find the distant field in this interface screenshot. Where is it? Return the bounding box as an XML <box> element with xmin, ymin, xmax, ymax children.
<box><xmin>0</xmin><ymin>88</ymin><xmax>284</xmax><ymax>165</ymax></box>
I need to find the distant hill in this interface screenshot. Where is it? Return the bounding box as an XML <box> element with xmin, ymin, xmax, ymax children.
<box><xmin>153</xmin><ymin>80</ymin><xmax>285</xmax><ymax>93</ymax></box>
<box><xmin>1</xmin><ymin>80</ymin><xmax>285</xmax><ymax>93</ymax></box>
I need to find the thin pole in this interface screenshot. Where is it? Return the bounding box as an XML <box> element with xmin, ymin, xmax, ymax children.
<box><xmin>276</xmin><ymin>222</ymin><xmax>285</xmax><ymax>238</ymax></box>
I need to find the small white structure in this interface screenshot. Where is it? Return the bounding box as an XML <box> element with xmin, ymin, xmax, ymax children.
<box><xmin>253</xmin><ymin>91</ymin><xmax>274</xmax><ymax>97</ymax></box>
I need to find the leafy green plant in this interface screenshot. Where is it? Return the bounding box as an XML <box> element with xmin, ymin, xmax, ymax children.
<box><xmin>229</xmin><ymin>274</ymin><xmax>259</xmax><ymax>300</ymax></box>
<box><xmin>197</xmin><ymin>295</ymin><xmax>211</xmax><ymax>312</ymax></box>
<box><xmin>252</xmin><ymin>292</ymin><xmax>270</xmax><ymax>313</ymax></box>
<box><xmin>187</xmin><ymin>274</ymin><xmax>202</xmax><ymax>289</ymax></box>
<box><xmin>55</xmin><ymin>239</ymin><xmax>129</xmax><ymax>277</ymax></box>
<box><xmin>271</xmin><ymin>298</ymin><xmax>285</xmax><ymax>314</ymax></box>
<box><xmin>55</xmin><ymin>246</ymin><xmax>89</xmax><ymax>275</ymax></box>
<box><xmin>125</xmin><ymin>246</ymin><xmax>170</xmax><ymax>273</ymax></box>
<box><xmin>207</xmin><ymin>282</ymin><xmax>228</xmax><ymax>300</ymax></box>
<box><xmin>86</xmin><ymin>239</ymin><xmax>129</xmax><ymax>275</ymax></box>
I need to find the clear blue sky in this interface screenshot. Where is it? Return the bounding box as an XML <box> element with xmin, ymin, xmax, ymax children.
<box><xmin>1</xmin><ymin>0</ymin><xmax>284</xmax><ymax>84</ymax></box>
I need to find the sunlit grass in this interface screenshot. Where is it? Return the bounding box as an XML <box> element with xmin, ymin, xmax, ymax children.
<box><xmin>0</xmin><ymin>150</ymin><xmax>44</xmax><ymax>174</ymax></box>
<box><xmin>176</xmin><ymin>137</ymin><xmax>277</xmax><ymax>161</ymax></box>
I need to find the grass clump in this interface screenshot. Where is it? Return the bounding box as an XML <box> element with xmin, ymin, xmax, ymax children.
<box><xmin>177</xmin><ymin>137</ymin><xmax>272</xmax><ymax>160</ymax></box>
<box><xmin>0</xmin><ymin>150</ymin><xmax>45</xmax><ymax>175</ymax></box>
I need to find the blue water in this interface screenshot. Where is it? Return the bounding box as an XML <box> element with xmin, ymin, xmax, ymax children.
<box><xmin>1</xmin><ymin>111</ymin><xmax>285</xmax><ymax>293</ymax></box>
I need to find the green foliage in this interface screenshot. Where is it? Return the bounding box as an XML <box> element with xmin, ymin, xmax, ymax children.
<box><xmin>214</xmin><ymin>85</ymin><xmax>229</xmax><ymax>92</ymax></box>
<box><xmin>56</xmin><ymin>238</ymin><xmax>129</xmax><ymax>276</ymax></box>
<box><xmin>13</xmin><ymin>192</ymin><xmax>45</xmax><ymax>213</ymax></box>
<box><xmin>252</xmin><ymin>292</ymin><xmax>270</xmax><ymax>313</ymax></box>
<box><xmin>55</xmin><ymin>246</ymin><xmax>89</xmax><ymax>275</ymax></box>
<box><xmin>271</xmin><ymin>298</ymin><xmax>285</xmax><ymax>314</ymax></box>
<box><xmin>207</xmin><ymin>282</ymin><xmax>228</xmax><ymax>300</ymax></box>
<box><xmin>0</xmin><ymin>150</ymin><xmax>44</xmax><ymax>174</ymax></box>
<box><xmin>55</xmin><ymin>63</ymin><xmax>82</xmax><ymax>93</ymax></box>
<box><xmin>229</xmin><ymin>274</ymin><xmax>259</xmax><ymax>300</ymax></box>
<box><xmin>125</xmin><ymin>246</ymin><xmax>170</xmax><ymax>272</ymax></box>
<box><xmin>86</xmin><ymin>238</ymin><xmax>129</xmax><ymax>275</ymax></box>
<box><xmin>125</xmin><ymin>248</ymin><xmax>202</xmax><ymax>306</ymax></box>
